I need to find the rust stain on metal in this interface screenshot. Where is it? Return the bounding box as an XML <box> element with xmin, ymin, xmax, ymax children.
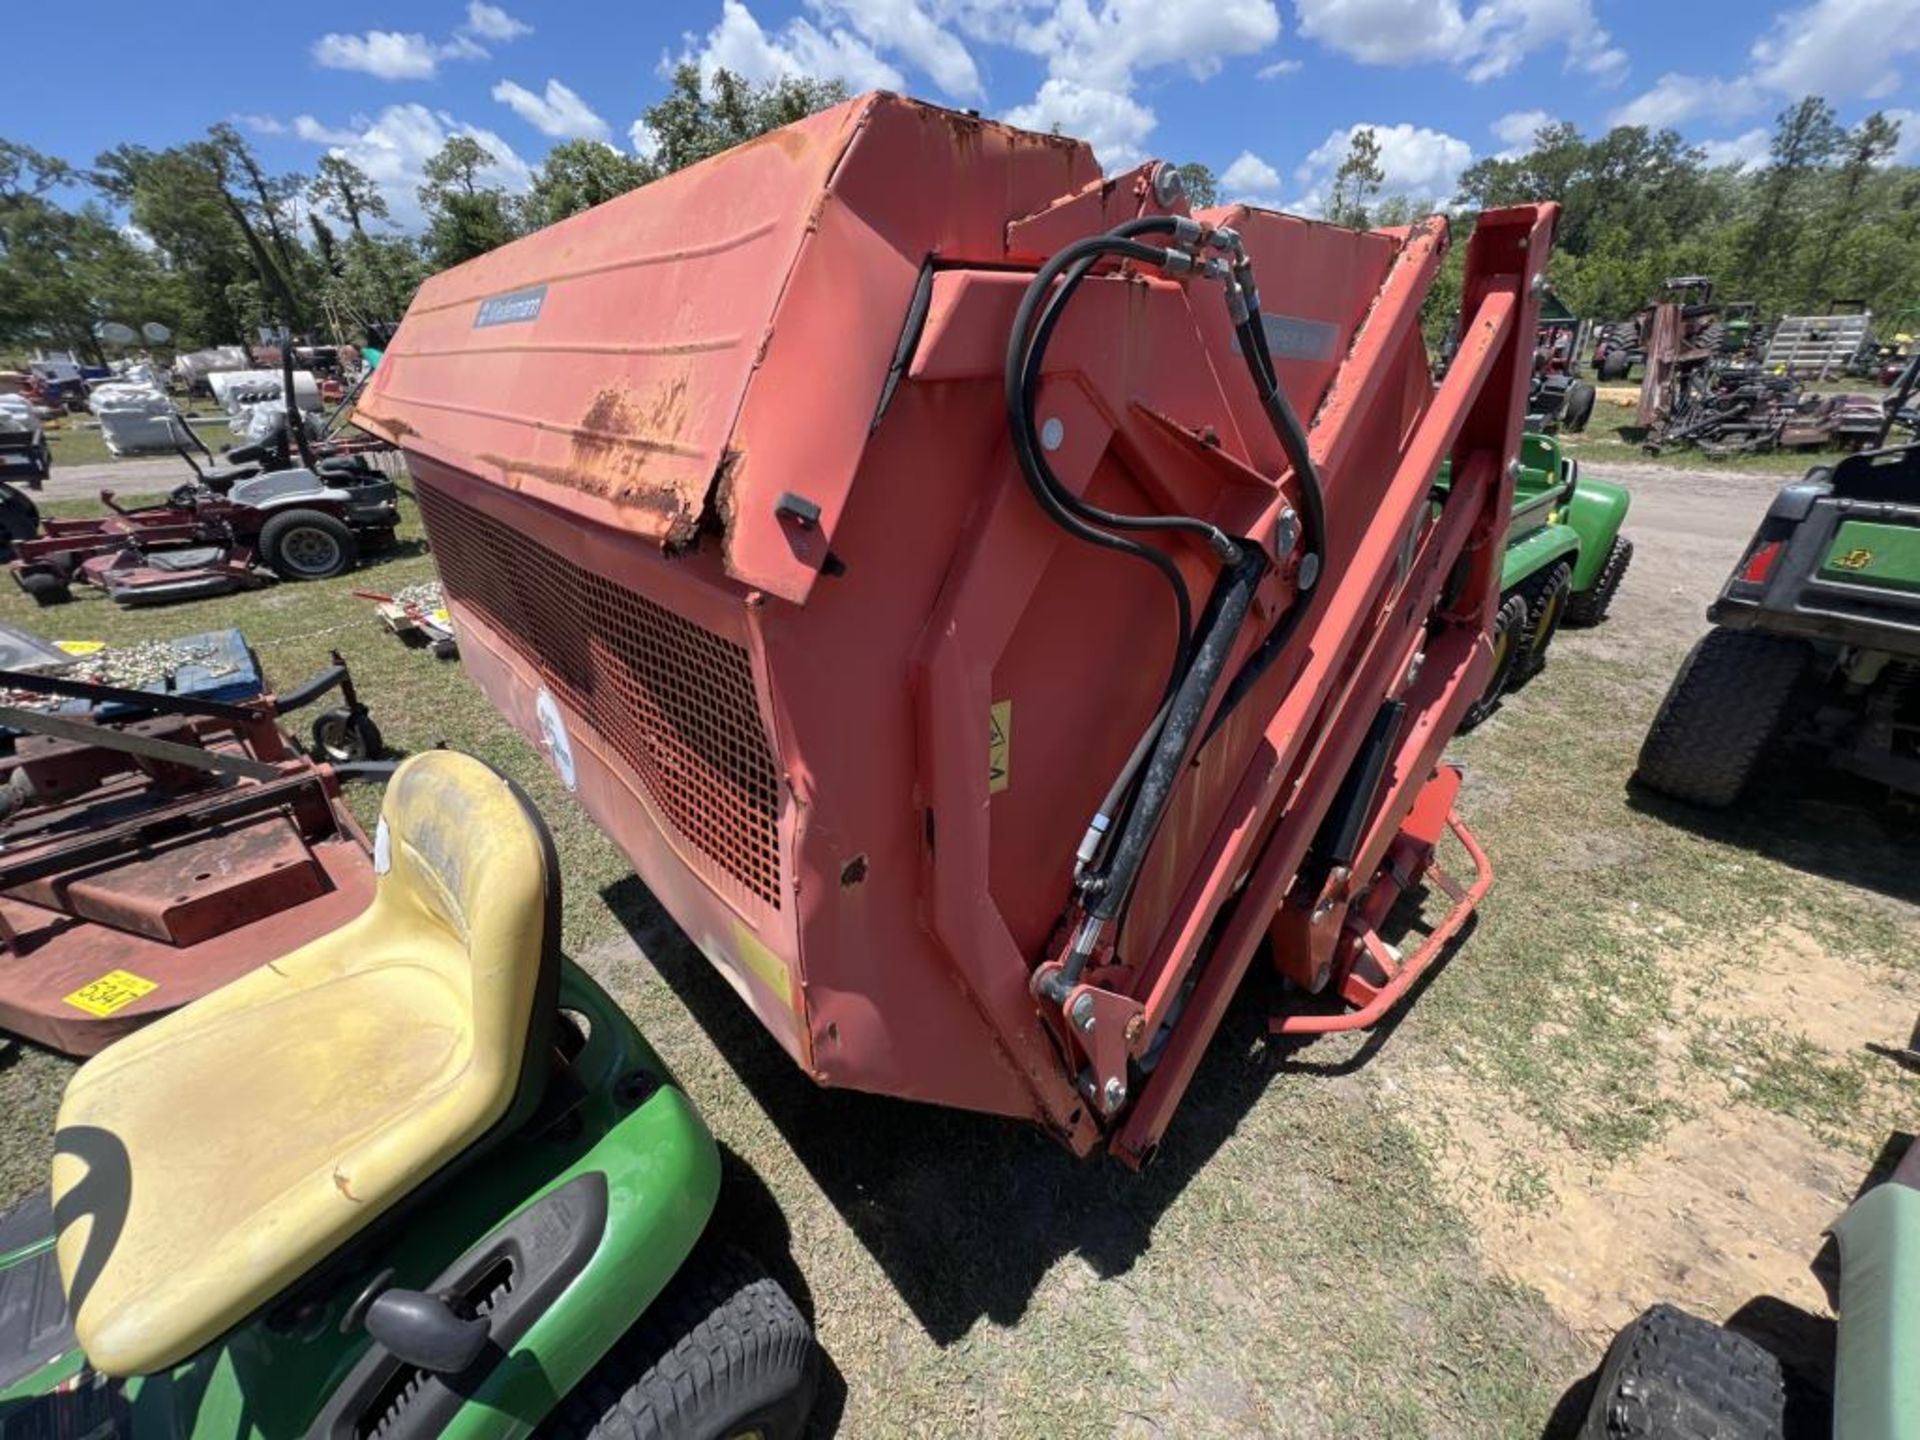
<box><xmin>332</xmin><ymin>1168</ymin><xmax>362</xmax><ymax>1202</ymax></box>
<box><xmin>472</xmin><ymin>375</ymin><xmax>707</xmax><ymax>546</ymax></box>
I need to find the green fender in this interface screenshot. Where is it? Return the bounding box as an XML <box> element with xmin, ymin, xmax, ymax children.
<box><xmin>0</xmin><ymin>959</ymin><xmax>722</xmax><ymax>1438</ymax></box>
<box><xmin>1500</xmin><ymin>520</ymin><xmax>1581</xmax><ymax>594</ymax></box>
<box><xmin>1831</xmin><ymin>1178</ymin><xmax>1920</xmax><ymax>1440</ymax></box>
<box><xmin>1564</xmin><ymin>474</ymin><xmax>1631</xmax><ymax>593</ymax></box>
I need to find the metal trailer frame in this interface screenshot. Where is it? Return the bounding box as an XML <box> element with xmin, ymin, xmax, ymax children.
<box><xmin>359</xmin><ymin>95</ymin><xmax>1552</xmax><ymax>1163</ymax></box>
<box><xmin>1765</xmin><ymin>308</ymin><xmax>1875</xmax><ymax>380</ymax></box>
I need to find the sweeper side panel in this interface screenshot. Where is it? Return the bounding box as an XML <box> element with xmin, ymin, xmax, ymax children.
<box><xmin>363</xmin><ymin>93</ymin><xmax>1551</xmax><ymax>1159</ymax></box>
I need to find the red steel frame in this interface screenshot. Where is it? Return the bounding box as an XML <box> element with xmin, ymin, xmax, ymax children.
<box><xmin>360</xmin><ymin>94</ymin><xmax>1554</xmax><ymax>1163</ymax></box>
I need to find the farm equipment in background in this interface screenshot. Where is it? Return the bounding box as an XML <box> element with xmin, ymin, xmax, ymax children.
<box><xmin>1764</xmin><ymin>300</ymin><xmax>1875</xmax><ymax>380</ymax></box>
<box><xmin>359</xmin><ymin>93</ymin><xmax>1555</xmax><ymax>1163</ymax></box>
<box><xmin>0</xmin><ymin>750</ymin><xmax>818</xmax><ymax>1438</ymax></box>
<box><xmin>0</xmin><ymin>634</ymin><xmax>383</xmax><ymax>1055</ymax></box>
<box><xmin>0</xmin><ymin>396</ymin><xmax>51</xmax><ymax>492</ymax></box>
<box><xmin>1525</xmin><ymin>291</ymin><xmax>1597</xmax><ymax>434</ymax></box>
<box><xmin>1637</xmin><ymin>441</ymin><xmax>1920</xmax><ymax>807</ymax></box>
<box><xmin>1445</xmin><ymin>432</ymin><xmax>1634</xmax><ymax>726</ymax></box>
<box><xmin>7</xmin><ymin>463</ymin><xmax>401</xmax><ymax>607</ymax></box>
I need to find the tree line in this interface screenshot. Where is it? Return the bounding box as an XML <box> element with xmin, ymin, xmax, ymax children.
<box><xmin>8</xmin><ymin>78</ymin><xmax>1917</xmax><ymax>366</ymax></box>
<box><xmin>0</xmin><ymin>67</ymin><xmax>846</xmax><ymax>363</ymax></box>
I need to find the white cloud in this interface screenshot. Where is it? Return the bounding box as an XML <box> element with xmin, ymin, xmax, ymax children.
<box><xmin>1885</xmin><ymin>109</ymin><xmax>1920</xmax><ymax>164</ymax></box>
<box><xmin>992</xmin><ymin>0</ymin><xmax>1281</xmax><ymax>173</ymax></box>
<box><xmin>1295</xmin><ymin>0</ymin><xmax>1623</xmax><ymax>84</ymax></box>
<box><xmin>1608</xmin><ymin>73</ymin><xmax>1762</xmax><ymax>130</ymax></box>
<box><xmin>676</xmin><ymin>0</ymin><xmax>904</xmax><ymax>92</ymax></box>
<box><xmin>1491</xmin><ymin>108</ymin><xmax>1550</xmax><ymax>152</ymax></box>
<box><xmin>1697</xmin><ymin>128</ymin><xmax>1772</xmax><ymax>171</ymax></box>
<box><xmin>629</xmin><ymin>119</ymin><xmax>662</xmax><ymax>162</ymax></box>
<box><xmin>312</xmin><ymin>31</ymin><xmax>444</xmax><ymax>80</ymax></box>
<box><xmin>1257</xmin><ymin>57</ymin><xmax>1302</xmax><ymax>78</ymax></box>
<box><xmin>293</xmin><ymin>114</ymin><xmax>364</xmax><ymax>146</ymax></box>
<box><xmin>1292</xmin><ymin>121</ymin><xmax>1473</xmax><ymax>215</ymax></box>
<box><xmin>808</xmin><ymin>0</ymin><xmax>983</xmax><ymax>98</ymax></box>
<box><xmin>298</xmin><ymin>104</ymin><xmax>532</xmax><ymax>228</ymax></box>
<box><xmin>236</xmin><ymin>113</ymin><xmax>286</xmax><ymax>136</ymax></box>
<box><xmin>1003</xmin><ymin>77</ymin><xmax>1156</xmax><ymax>170</ymax></box>
<box><xmin>1749</xmin><ymin>0</ymin><xmax>1920</xmax><ymax>101</ymax></box>
<box><xmin>464</xmin><ymin>1</ymin><xmax>532</xmax><ymax>42</ymax></box>
<box><xmin>492</xmin><ymin>79</ymin><xmax>611</xmax><ymax>141</ymax></box>
<box><xmin>1221</xmin><ymin>149</ymin><xmax>1284</xmax><ymax>203</ymax></box>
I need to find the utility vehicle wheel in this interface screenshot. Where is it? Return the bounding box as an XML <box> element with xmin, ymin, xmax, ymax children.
<box><xmin>259</xmin><ymin>509</ymin><xmax>357</xmax><ymax>581</ymax></box>
<box><xmin>1515</xmin><ymin>560</ymin><xmax>1574</xmax><ymax>684</ymax></box>
<box><xmin>553</xmin><ymin>1244</ymin><xmax>816</xmax><ymax>1440</ymax></box>
<box><xmin>310</xmin><ymin>707</ymin><xmax>383</xmax><ymax>764</ymax></box>
<box><xmin>1565</xmin><ymin>536</ymin><xmax>1633</xmax><ymax>627</ymax></box>
<box><xmin>18</xmin><ymin>571</ymin><xmax>70</xmax><ymax>607</ymax></box>
<box><xmin>1598</xmin><ymin>350</ymin><xmax>1631</xmax><ymax>381</ymax></box>
<box><xmin>1562</xmin><ymin>380</ymin><xmax>1598</xmax><ymax>434</ymax></box>
<box><xmin>1579</xmin><ymin>1304</ymin><xmax>1786</xmax><ymax>1440</ymax></box>
<box><xmin>1634</xmin><ymin>629</ymin><xmax>1809</xmax><ymax>807</ymax></box>
<box><xmin>1461</xmin><ymin>593</ymin><xmax>1531</xmax><ymax>729</ymax></box>
<box><xmin>0</xmin><ymin>485</ymin><xmax>40</xmax><ymax>562</ymax></box>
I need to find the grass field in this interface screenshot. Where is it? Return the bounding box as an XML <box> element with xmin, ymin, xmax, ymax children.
<box><xmin>0</xmin><ymin>453</ymin><xmax>1913</xmax><ymax>1436</ymax></box>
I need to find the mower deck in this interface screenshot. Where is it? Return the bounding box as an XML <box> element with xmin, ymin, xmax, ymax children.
<box><xmin>0</xmin><ymin>658</ymin><xmax>377</xmax><ymax>1055</ymax></box>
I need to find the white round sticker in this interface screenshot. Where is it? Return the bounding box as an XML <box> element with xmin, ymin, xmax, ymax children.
<box><xmin>534</xmin><ymin>687</ymin><xmax>577</xmax><ymax>791</ymax></box>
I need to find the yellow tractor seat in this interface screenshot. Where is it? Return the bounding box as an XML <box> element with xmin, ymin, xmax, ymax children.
<box><xmin>49</xmin><ymin>750</ymin><xmax>561</xmax><ymax>1378</ymax></box>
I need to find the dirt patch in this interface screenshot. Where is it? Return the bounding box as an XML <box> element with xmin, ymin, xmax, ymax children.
<box><xmin>1413</xmin><ymin>917</ymin><xmax>1915</xmax><ymax>1348</ymax></box>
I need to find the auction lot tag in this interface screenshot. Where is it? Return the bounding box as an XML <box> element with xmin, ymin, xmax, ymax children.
<box><xmin>64</xmin><ymin>969</ymin><xmax>158</xmax><ymax>1017</ymax></box>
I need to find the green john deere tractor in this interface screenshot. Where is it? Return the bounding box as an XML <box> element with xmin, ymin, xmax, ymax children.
<box><xmin>1637</xmin><ymin>442</ymin><xmax>1920</xmax><ymax>807</ymax></box>
<box><xmin>1450</xmin><ymin>432</ymin><xmax>1636</xmax><ymax>726</ymax></box>
<box><xmin>0</xmin><ymin>750</ymin><xmax>816</xmax><ymax>1440</ymax></box>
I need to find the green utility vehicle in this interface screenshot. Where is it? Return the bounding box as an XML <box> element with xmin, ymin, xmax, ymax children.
<box><xmin>0</xmin><ymin>750</ymin><xmax>816</xmax><ymax>1440</ymax></box>
<box><xmin>1455</xmin><ymin>432</ymin><xmax>1636</xmax><ymax>726</ymax></box>
<box><xmin>1637</xmin><ymin>443</ymin><xmax>1920</xmax><ymax>806</ymax></box>
<box><xmin>1578</xmin><ymin>1132</ymin><xmax>1920</xmax><ymax>1438</ymax></box>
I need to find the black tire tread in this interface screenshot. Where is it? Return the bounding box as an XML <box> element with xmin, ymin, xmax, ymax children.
<box><xmin>1515</xmin><ymin>559</ymin><xmax>1574</xmax><ymax>681</ymax></box>
<box><xmin>1566</xmin><ymin>535</ymin><xmax>1633</xmax><ymax>627</ymax></box>
<box><xmin>1461</xmin><ymin>593</ymin><xmax>1531</xmax><ymax>730</ymax></box>
<box><xmin>1579</xmin><ymin>1304</ymin><xmax>1786</xmax><ymax>1439</ymax></box>
<box><xmin>1563</xmin><ymin>381</ymin><xmax>1597</xmax><ymax>434</ymax></box>
<box><xmin>1634</xmin><ymin>629</ymin><xmax>1808</xmax><ymax>807</ymax></box>
<box><xmin>550</xmin><ymin>1243</ymin><xmax>815</xmax><ymax>1440</ymax></box>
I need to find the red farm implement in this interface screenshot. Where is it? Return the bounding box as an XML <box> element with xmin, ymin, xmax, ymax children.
<box><xmin>0</xmin><ymin>659</ymin><xmax>382</xmax><ymax>1055</ymax></box>
<box><xmin>359</xmin><ymin>95</ymin><xmax>1553</xmax><ymax>1164</ymax></box>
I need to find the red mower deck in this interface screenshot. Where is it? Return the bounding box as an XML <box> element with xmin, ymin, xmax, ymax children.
<box><xmin>0</xmin><ymin>665</ymin><xmax>377</xmax><ymax>1055</ymax></box>
<box><xmin>361</xmin><ymin>93</ymin><xmax>1551</xmax><ymax>1162</ymax></box>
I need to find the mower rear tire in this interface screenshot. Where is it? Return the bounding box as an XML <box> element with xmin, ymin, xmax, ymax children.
<box><xmin>1566</xmin><ymin>536</ymin><xmax>1633</xmax><ymax>627</ymax></box>
<box><xmin>1461</xmin><ymin>592</ymin><xmax>1531</xmax><ymax>729</ymax></box>
<box><xmin>311</xmin><ymin>707</ymin><xmax>384</xmax><ymax>764</ymax></box>
<box><xmin>1579</xmin><ymin>1304</ymin><xmax>1786</xmax><ymax>1440</ymax></box>
<box><xmin>1515</xmin><ymin>560</ymin><xmax>1573</xmax><ymax>684</ymax></box>
<box><xmin>1634</xmin><ymin>629</ymin><xmax>1809</xmax><ymax>807</ymax></box>
<box><xmin>18</xmin><ymin>571</ymin><xmax>70</xmax><ymax>607</ymax></box>
<box><xmin>1562</xmin><ymin>380</ymin><xmax>1598</xmax><ymax>434</ymax></box>
<box><xmin>553</xmin><ymin>1243</ymin><xmax>816</xmax><ymax>1440</ymax></box>
<box><xmin>260</xmin><ymin>509</ymin><xmax>357</xmax><ymax>581</ymax></box>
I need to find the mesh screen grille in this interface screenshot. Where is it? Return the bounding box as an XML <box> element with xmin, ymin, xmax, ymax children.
<box><xmin>419</xmin><ymin>485</ymin><xmax>782</xmax><ymax>910</ymax></box>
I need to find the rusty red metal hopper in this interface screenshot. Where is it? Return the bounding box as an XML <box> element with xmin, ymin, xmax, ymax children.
<box><xmin>359</xmin><ymin>93</ymin><xmax>1553</xmax><ymax>1163</ymax></box>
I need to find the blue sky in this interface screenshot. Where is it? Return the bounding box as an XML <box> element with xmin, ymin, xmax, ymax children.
<box><xmin>12</xmin><ymin>1</ymin><xmax>1920</xmax><ymax>226</ymax></box>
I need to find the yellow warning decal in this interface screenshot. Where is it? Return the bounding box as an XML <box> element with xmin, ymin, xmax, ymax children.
<box><xmin>730</xmin><ymin>919</ymin><xmax>792</xmax><ymax>1007</ymax></box>
<box><xmin>1833</xmin><ymin>548</ymin><xmax>1874</xmax><ymax>570</ymax></box>
<box><xmin>989</xmin><ymin>700</ymin><xmax>1012</xmax><ymax>794</ymax></box>
<box><xmin>64</xmin><ymin>969</ymin><xmax>158</xmax><ymax>1017</ymax></box>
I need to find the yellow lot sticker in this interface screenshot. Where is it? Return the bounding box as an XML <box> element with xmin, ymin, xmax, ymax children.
<box><xmin>64</xmin><ymin>969</ymin><xmax>159</xmax><ymax>1017</ymax></box>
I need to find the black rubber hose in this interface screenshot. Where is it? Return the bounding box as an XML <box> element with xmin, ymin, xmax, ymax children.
<box><xmin>1088</xmin><ymin>549</ymin><xmax>1266</xmax><ymax>921</ymax></box>
<box><xmin>1009</xmin><ymin>233</ymin><xmax>1238</xmax><ymax>553</ymax></box>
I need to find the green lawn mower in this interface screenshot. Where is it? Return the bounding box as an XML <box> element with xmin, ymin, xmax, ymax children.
<box><xmin>1637</xmin><ymin>442</ymin><xmax>1920</xmax><ymax>806</ymax></box>
<box><xmin>0</xmin><ymin>750</ymin><xmax>816</xmax><ymax>1439</ymax></box>
<box><xmin>1449</xmin><ymin>432</ymin><xmax>1636</xmax><ymax>726</ymax></box>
